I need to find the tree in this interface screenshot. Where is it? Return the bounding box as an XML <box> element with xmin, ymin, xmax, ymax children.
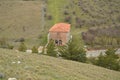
<box><xmin>18</xmin><ymin>42</ymin><xmax>27</xmax><ymax>52</ymax></box>
<box><xmin>32</xmin><ymin>46</ymin><xmax>38</xmax><ymax>53</ymax></box>
<box><xmin>95</xmin><ymin>48</ymin><xmax>120</xmax><ymax>71</ymax></box>
<box><xmin>46</xmin><ymin>39</ymin><xmax>57</xmax><ymax>57</ymax></box>
<box><xmin>58</xmin><ymin>40</ymin><xmax>86</xmax><ymax>63</ymax></box>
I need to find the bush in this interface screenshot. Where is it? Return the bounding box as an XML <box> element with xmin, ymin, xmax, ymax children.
<box><xmin>7</xmin><ymin>44</ymin><xmax>14</xmax><ymax>49</ymax></box>
<box><xmin>0</xmin><ymin>38</ymin><xmax>13</xmax><ymax>49</ymax></box>
<box><xmin>0</xmin><ymin>38</ymin><xmax>7</xmax><ymax>48</ymax></box>
<box><xmin>47</xmin><ymin>15</ymin><xmax>52</xmax><ymax>20</ymax></box>
<box><xmin>58</xmin><ymin>40</ymin><xmax>87</xmax><ymax>63</ymax></box>
<box><xmin>64</xmin><ymin>11</ymin><xmax>69</xmax><ymax>15</ymax></box>
<box><xmin>64</xmin><ymin>16</ymin><xmax>71</xmax><ymax>23</ymax></box>
<box><xmin>46</xmin><ymin>39</ymin><xmax>57</xmax><ymax>57</ymax></box>
<box><xmin>18</xmin><ymin>42</ymin><xmax>27</xmax><ymax>52</ymax></box>
<box><xmin>32</xmin><ymin>46</ymin><xmax>38</xmax><ymax>53</ymax></box>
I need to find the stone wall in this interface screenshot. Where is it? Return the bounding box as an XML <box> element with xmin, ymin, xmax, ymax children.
<box><xmin>49</xmin><ymin>32</ymin><xmax>70</xmax><ymax>45</ymax></box>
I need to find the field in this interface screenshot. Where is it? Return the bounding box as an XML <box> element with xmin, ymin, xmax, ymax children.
<box><xmin>0</xmin><ymin>48</ymin><xmax>120</xmax><ymax>80</ymax></box>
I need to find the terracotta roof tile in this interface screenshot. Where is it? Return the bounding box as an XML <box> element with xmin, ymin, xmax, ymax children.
<box><xmin>49</xmin><ymin>23</ymin><xmax>70</xmax><ymax>32</ymax></box>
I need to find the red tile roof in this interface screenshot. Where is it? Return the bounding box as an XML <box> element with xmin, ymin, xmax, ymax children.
<box><xmin>49</xmin><ymin>23</ymin><xmax>70</xmax><ymax>32</ymax></box>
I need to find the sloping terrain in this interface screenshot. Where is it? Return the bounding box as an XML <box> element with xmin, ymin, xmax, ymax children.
<box><xmin>46</xmin><ymin>0</ymin><xmax>120</xmax><ymax>48</ymax></box>
<box><xmin>0</xmin><ymin>0</ymin><xmax>120</xmax><ymax>38</ymax></box>
<box><xmin>0</xmin><ymin>48</ymin><xmax>120</xmax><ymax>80</ymax></box>
<box><xmin>0</xmin><ymin>1</ymin><xmax>42</xmax><ymax>39</ymax></box>
<box><xmin>0</xmin><ymin>0</ymin><xmax>120</xmax><ymax>47</ymax></box>
<box><xmin>46</xmin><ymin>0</ymin><xmax>120</xmax><ymax>28</ymax></box>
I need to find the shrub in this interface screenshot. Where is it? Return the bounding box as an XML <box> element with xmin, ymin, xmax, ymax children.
<box><xmin>0</xmin><ymin>38</ymin><xmax>7</xmax><ymax>48</ymax></box>
<box><xmin>64</xmin><ymin>11</ymin><xmax>69</xmax><ymax>15</ymax></box>
<box><xmin>47</xmin><ymin>15</ymin><xmax>52</xmax><ymax>20</ymax></box>
<box><xmin>18</xmin><ymin>42</ymin><xmax>27</xmax><ymax>52</ymax></box>
<box><xmin>7</xmin><ymin>44</ymin><xmax>14</xmax><ymax>49</ymax></box>
<box><xmin>64</xmin><ymin>16</ymin><xmax>71</xmax><ymax>23</ymax></box>
<box><xmin>0</xmin><ymin>38</ymin><xmax>14</xmax><ymax>49</ymax></box>
<box><xmin>32</xmin><ymin>46</ymin><xmax>38</xmax><ymax>53</ymax></box>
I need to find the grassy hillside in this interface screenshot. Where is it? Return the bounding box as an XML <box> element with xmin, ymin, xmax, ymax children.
<box><xmin>45</xmin><ymin>0</ymin><xmax>120</xmax><ymax>48</ymax></box>
<box><xmin>46</xmin><ymin>0</ymin><xmax>120</xmax><ymax>28</ymax></box>
<box><xmin>0</xmin><ymin>1</ymin><xmax>42</xmax><ymax>39</ymax></box>
<box><xmin>0</xmin><ymin>1</ymin><xmax>47</xmax><ymax>47</ymax></box>
<box><xmin>0</xmin><ymin>0</ymin><xmax>120</xmax><ymax>48</ymax></box>
<box><xmin>0</xmin><ymin>48</ymin><xmax>120</xmax><ymax>80</ymax></box>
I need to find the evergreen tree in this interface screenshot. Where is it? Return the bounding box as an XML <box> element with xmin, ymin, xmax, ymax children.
<box><xmin>46</xmin><ymin>39</ymin><xmax>57</xmax><ymax>57</ymax></box>
<box><xmin>58</xmin><ymin>40</ymin><xmax>86</xmax><ymax>63</ymax></box>
<box><xmin>18</xmin><ymin>42</ymin><xmax>27</xmax><ymax>52</ymax></box>
<box><xmin>95</xmin><ymin>48</ymin><xmax>120</xmax><ymax>71</ymax></box>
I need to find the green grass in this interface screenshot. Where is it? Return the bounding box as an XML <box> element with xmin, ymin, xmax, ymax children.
<box><xmin>0</xmin><ymin>48</ymin><xmax>120</xmax><ymax>80</ymax></box>
<box><xmin>46</xmin><ymin>0</ymin><xmax>68</xmax><ymax>27</ymax></box>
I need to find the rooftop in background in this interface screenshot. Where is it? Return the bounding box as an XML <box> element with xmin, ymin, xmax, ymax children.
<box><xmin>49</xmin><ymin>23</ymin><xmax>71</xmax><ymax>32</ymax></box>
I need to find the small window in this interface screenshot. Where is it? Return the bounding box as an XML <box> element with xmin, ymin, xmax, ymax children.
<box><xmin>55</xmin><ymin>40</ymin><xmax>58</xmax><ymax>45</ymax></box>
<box><xmin>59</xmin><ymin>40</ymin><xmax>62</xmax><ymax>45</ymax></box>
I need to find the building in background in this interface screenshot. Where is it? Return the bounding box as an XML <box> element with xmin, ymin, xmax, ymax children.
<box><xmin>48</xmin><ymin>23</ymin><xmax>71</xmax><ymax>45</ymax></box>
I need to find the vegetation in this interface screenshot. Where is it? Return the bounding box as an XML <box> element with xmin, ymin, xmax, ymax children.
<box><xmin>0</xmin><ymin>48</ymin><xmax>120</xmax><ymax>80</ymax></box>
<box><xmin>82</xmin><ymin>26</ymin><xmax>120</xmax><ymax>49</ymax></box>
<box><xmin>0</xmin><ymin>38</ymin><xmax>14</xmax><ymax>49</ymax></box>
<box><xmin>18</xmin><ymin>42</ymin><xmax>27</xmax><ymax>52</ymax></box>
<box><xmin>90</xmin><ymin>48</ymin><xmax>120</xmax><ymax>71</ymax></box>
<box><xmin>58</xmin><ymin>40</ymin><xmax>86</xmax><ymax>63</ymax></box>
<box><xmin>32</xmin><ymin>46</ymin><xmax>38</xmax><ymax>53</ymax></box>
<box><xmin>46</xmin><ymin>0</ymin><xmax>120</xmax><ymax>27</ymax></box>
<box><xmin>0</xmin><ymin>38</ymin><xmax>10</xmax><ymax>49</ymax></box>
<box><xmin>46</xmin><ymin>39</ymin><xmax>57</xmax><ymax>57</ymax></box>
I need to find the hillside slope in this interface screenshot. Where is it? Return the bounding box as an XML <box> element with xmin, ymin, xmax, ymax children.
<box><xmin>0</xmin><ymin>48</ymin><xmax>120</xmax><ymax>80</ymax></box>
<box><xmin>46</xmin><ymin>0</ymin><xmax>120</xmax><ymax>48</ymax></box>
<box><xmin>46</xmin><ymin>0</ymin><xmax>120</xmax><ymax>28</ymax></box>
<box><xmin>0</xmin><ymin>0</ymin><xmax>120</xmax><ymax>39</ymax></box>
<box><xmin>0</xmin><ymin>0</ymin><xmax>120</xmax><ymax>47</ymax></box>
<box><xmin>0</xmin><ymin>1</ymin><xmax>42</xmax><ymax>39</ymax></box>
